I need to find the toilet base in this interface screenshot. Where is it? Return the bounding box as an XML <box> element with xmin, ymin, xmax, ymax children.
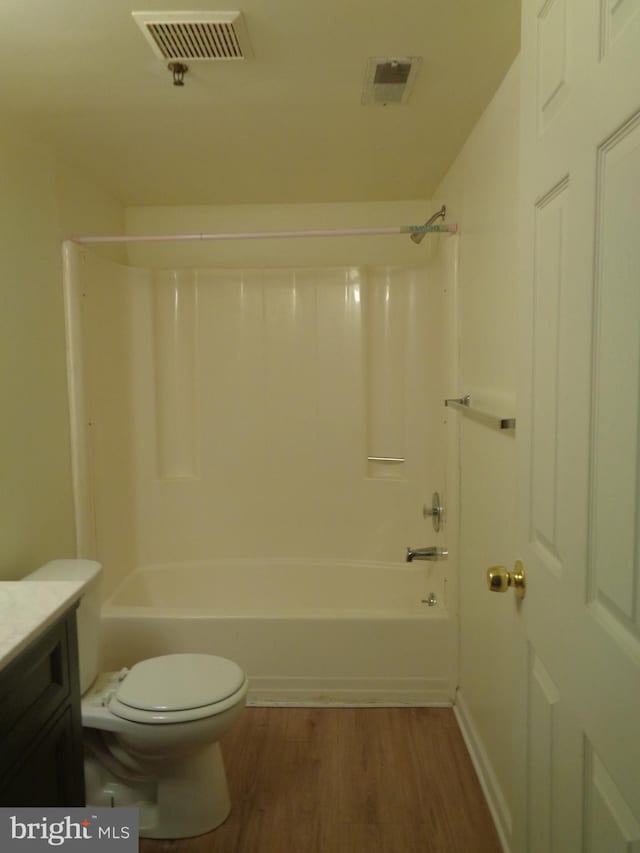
<box><xmin>85</xmin><ymin>740</ymin><xmax>231</xmax><ymax>839</ymax></box>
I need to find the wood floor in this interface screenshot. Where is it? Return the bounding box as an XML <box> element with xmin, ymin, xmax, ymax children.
<box><xmin>140</xmin><ymin>707</ymin><xmax>502</xmax><ymax>853</ymax></box>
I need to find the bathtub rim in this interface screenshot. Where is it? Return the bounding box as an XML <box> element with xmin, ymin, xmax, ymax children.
<box><xmin>104</xmin><ymin>556</ymin><xmax>449</xmax><ymax>616</ymax></box>
<box><xmin>101</xmin><ymin>604</ymin><xmax>450</xmax><ymax>620</ymax></box>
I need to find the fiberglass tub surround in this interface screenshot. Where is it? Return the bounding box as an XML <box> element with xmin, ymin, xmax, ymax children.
<box><xmin>65</xmin><ymin>238</ymin><xmax>454</xmax><ymax>705</ymax></box>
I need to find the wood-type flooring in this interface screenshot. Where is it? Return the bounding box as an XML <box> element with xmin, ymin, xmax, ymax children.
<box><xmin>140</xmin><ymin>707</ymin><xmax>502</xmax><ymax>853</ymax></box>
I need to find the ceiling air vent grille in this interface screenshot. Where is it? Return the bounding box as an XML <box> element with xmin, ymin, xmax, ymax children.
<box><xmin>132</xmin><ymin>11</ymin><xmax>252</xmax><ymax>60</ymax></box>
<box><xmin>362</xmin><ymin>57</ymin><xmax>422</xmax><ymax>105</ymax></box>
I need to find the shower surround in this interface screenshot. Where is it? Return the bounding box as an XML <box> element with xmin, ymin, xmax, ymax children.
<box><xmin>64</xmin><ymin>240</ymin><xmax>453</xmax><ymax>704</ymax></box>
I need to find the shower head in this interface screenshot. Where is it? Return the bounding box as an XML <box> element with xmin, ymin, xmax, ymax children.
<box><xmin>410</xmin><ymin>205</ymin><xmax>447</xmax><ymax>244</ymax></box>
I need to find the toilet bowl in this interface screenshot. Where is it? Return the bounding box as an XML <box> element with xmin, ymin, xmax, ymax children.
<box><xmin>25</xmin><ymin>560</ymin><xmax>248</xmax><ymax>839</ymax></box>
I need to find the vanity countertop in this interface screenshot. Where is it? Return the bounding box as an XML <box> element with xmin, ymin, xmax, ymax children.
<box><xmin>0</xmin><ymin>580</ymin><xmax>85</xmax><ymax>670</ymax></box>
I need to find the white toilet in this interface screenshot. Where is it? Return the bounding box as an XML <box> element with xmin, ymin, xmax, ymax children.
<box><xmin>26</xmin><ymin>559</ymin><xmax>248</xmax><ymax>839</ymax></box>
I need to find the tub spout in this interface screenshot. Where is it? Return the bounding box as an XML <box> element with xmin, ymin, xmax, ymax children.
<box><xmin>406</xmin><ymin>546</ymin><xmax>448</xmax><ymax>562</ymax></box>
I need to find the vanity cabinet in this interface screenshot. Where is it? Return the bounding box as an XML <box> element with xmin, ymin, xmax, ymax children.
<box><xmin>0</xmin><ymin>607</ymin><xmax>85</xmax><ymax>806</ymax></box>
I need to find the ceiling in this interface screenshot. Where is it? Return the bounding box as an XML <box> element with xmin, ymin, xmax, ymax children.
<box><xmin>0</xmin><ymin>1</ymin><xmax>520</xmax><ymax>206</ymax></box>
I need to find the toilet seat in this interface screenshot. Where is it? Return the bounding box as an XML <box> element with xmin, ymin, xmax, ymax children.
<box><xmin>107</xmin><ymin>654</ymin><xmax>248</xmax><ymax>725</ymax></box>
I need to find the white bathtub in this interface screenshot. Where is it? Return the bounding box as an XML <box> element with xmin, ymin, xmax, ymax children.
<box><xmin>100</xmin><ymin>559</ymin><xmax>454</xmax><ymax>706</ymax></box>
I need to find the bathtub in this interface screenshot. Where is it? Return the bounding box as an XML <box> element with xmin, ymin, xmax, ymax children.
<box><xmin>100</xmin><ymin>559</ymin><xmax>455</xmax><ymax>706</ymax></box>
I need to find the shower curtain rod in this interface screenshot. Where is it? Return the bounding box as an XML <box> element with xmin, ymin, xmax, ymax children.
<box><xmin>70</xmin><ymin>223</ymin><xmax>458</xmax><ymax>245</ymax></box>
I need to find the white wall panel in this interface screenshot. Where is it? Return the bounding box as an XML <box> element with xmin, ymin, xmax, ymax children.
<box><xmin>537</xmin><ymin>0</ymin><xmax>569</xmax><ymax>132</ymax></box>
<box><xmin>531</xmin><ymin>178</ymin><xmax>569</xmax><ymax>572</ymax></box>
<box><xmin>590</xmin><ymin>114</ymin><xmax>640</xmax><ymax>632</ymax></box>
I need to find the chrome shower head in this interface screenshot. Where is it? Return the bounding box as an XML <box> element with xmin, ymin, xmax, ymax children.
<box><xmin>410</xmin><ymin>205</ymin><xmax>447</xmax><ymax>244</ymax></box>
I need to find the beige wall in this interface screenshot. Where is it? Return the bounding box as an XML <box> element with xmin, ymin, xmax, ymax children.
<box><xmin>433</xmin><ymin>57</ymin><xmax>520</xmax><ymax>841</ymax></box>
<box><xmin>0</xmin><ymin>126</ymin><xmax>124</xmax><ymax>580</ymax></box>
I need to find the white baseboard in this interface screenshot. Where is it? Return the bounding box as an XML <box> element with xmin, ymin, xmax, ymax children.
<box><xmin>454</xmin><ymin>690</ymin><xmax>512</xmax><ymax>853</ymax></box>
<box><xmin>248</xmin><ymin>675</ymin><xmax>453</xmax><ymax>707</ymax></box>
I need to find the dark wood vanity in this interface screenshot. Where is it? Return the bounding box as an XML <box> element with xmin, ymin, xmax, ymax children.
<box><xmin>0</xmin><ymin>606</ymin><xmax>84</xmax><ymax>806</ymax></box>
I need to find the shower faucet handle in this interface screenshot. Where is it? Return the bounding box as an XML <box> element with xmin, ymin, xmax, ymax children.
<box><xmin>423</xmin><ymin>491</ymin><xmax>444</xmax><ymax>532</ymax></box>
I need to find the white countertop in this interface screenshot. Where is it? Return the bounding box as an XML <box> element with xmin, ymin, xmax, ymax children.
<box><xmin>0</xmin><ymin>580</ymin><xmax>85</xmax><ymax>670</ymax></box>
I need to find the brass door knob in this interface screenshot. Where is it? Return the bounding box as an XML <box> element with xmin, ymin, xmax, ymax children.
<box><xmin>486</xmin><ymin>561</ymin><xmax>526</xmax><ymax>599</ymax></box>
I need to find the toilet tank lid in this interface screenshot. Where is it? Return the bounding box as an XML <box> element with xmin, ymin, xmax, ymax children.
<box><xmin>24</xmin><ymin>559</ymin><xmax>102</xmax><ymax>584</ymax></box>
<box><xmin>116</xmin><ymin>654</ymin><xmax>246</xmax><ymax>712</ymax></box>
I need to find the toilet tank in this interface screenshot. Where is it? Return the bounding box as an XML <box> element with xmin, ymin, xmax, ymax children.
<box><xmin>24</xmin><ymin>559</ymin><xmax>102</xmax><ymax>694</ymax></box>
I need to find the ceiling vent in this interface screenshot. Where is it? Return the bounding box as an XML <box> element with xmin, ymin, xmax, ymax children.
<box><xmin>132</xmin><ymin>11</ymin><xmax>252</xmax><ymax>60</ymax></box>
<box><xmin>362</xmin><ymin>57</ymin><xmax>422</xmax><ymax>105</ymax></box>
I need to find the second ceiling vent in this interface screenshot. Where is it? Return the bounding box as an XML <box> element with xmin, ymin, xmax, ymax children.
<box><xmin>132</xmin><ymin>11</ymin><xmax>253</xmax><ymax>60</ymax></box>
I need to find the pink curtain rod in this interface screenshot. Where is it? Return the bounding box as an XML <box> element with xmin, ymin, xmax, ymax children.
<box><xmin>70</xmin><ymin>223</ymin><xmax>458</xmax><ymax>245</ymax></box>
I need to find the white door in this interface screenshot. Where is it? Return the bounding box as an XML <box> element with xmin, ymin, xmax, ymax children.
<box><xmin>513</xmin><ymin>1</ymin><xmax>640</xmax><ymax>851</ymax></box>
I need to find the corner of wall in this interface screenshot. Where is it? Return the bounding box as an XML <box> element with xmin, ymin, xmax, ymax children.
<box><xmin>431</xmin><ymin>52</ymin><xmax>521</xmax><ymax>841</ymax></box>
<box><xmin>0</xmin><ymin>120</ymin><xmax>126</xmax><ymax>580</ymax></box>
